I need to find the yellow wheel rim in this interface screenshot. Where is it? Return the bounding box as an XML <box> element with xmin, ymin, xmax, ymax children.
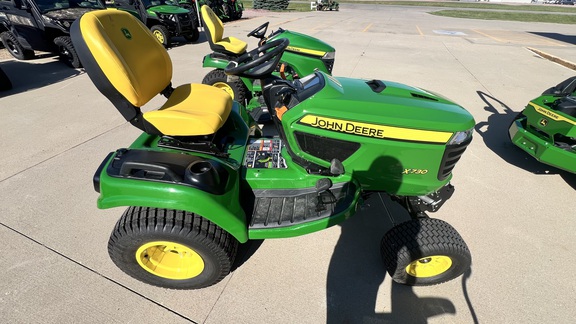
<box><xmin>153</xmin><ymin>30</ymin><xmax>165</xmax><ymax>44</ymax></box>
<box><xmin>405</xmin><ymin>255</ymin><xmax>452</xmax><ymax>278</ymax></box>
<box><xmin>136</xmin><ymin>241</ymin><xmax>204</xmax><ymax>280</ymax></box>
<box><xmin>212</xmin><ymin>82</ymin><xmax>235</xmax><ymax>99</ymax></box>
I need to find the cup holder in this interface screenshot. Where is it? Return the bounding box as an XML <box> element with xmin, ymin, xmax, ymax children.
<box><xmin>185</xmin><ymin>160</ymin><xmax>219</xmax><ymax>187</ymax></box>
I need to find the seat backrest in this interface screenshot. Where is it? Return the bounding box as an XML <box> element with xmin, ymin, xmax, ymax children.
<box><xmin>200</xmin><ymin>5</ymin><xmax>224</xmax><ymax>50</ymax></box>
<box><xmin>71</xmin><ymin>9</ymin><xmax>172</xmax><ymax>122</ymax></box>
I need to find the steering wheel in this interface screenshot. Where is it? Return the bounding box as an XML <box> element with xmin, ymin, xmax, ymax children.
<box><xmin>224</xmin><ymin>38</ymin><xmax>289</xmax><ymax>79</ymax></box>
<box><xmin>247</xmin><ymin>22</ymin><xmax>269</xmax><ymax>40</ymax></box>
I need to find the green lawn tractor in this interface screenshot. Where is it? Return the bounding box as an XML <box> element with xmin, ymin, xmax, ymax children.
<box><xmin>200</xmin><ymin>5</ymin><xmax>334</xmax><ymax>120</ymax></box>
<box><xmin>111</xmin><ymin>0</ymin><xmax>199</xmax><ymax>46</ymax></box>
<box><xmin>71</xmin><ymin>9</ymin><xmax>475</xmax><ymax>290</ymax></box>
<box><xmin>509</xmin><ymin>76</ymin><xmax>576</xmax><ymax>173</ymax></box>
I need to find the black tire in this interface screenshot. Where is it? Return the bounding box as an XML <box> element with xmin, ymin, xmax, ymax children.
<box><xmin>0</xmin><ymin>32</ymin><xmax>34</xmax><ymax>60</ymax></box>
<box><xmin>54</xmin><ymin>36</ymin><xmax>82</xmax><ymax>68</ymax></box>
<box><xmin>0</xmin><ymin>67</ymin><xmax>12</xmax><ymax>91</ymax></box>
<box><xmin>150</xmin><ymin>25</ymin><xmax>170</xmax><ymax>47</ymax></box>
<box><xmin>183</xmin><ymin>28</ymin><xmax>200</xmax><ymax>43</ymax></box>
<box><xmin>108</xmin><ymin>207</ymin><xmax>239</xmax><ymax>290</ymax></box>
<box><xmin>202</xmin><ymin>69</ymin><xmax>250</xmax><ymax>104</ymax></box>
<box><xmin>235</xmin><ymin>9</ymin><xmax>243</xmax><ymax>20</ymax></box>
<box><xmin>380</xmin><ymin>217</ymin><xmax>471</xmax><ymax>286</ymax></box>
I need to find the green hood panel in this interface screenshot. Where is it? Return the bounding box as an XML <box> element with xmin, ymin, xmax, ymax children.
<box><xmin>269</xmin><ymin>30</ymin><xmax>334</xmax><ymax>57</ymax></box>
<box><xmin>300</xmin><ymin>75</ymin><xmax>475</xmax><ymax>134</ymax></box>
<box><xmin>148</xmin><ymin>5</ymin><xmax>189</xmax><ymax>14</ymax></box>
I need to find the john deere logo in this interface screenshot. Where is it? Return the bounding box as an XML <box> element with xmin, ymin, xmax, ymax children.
<box><xmin>121</xmin><ymin>28</ymin><xmax>132</xmax><ymax>40</ymax></box>
<box><xmin>539</xmin><ymin>118</ymin><xmax>548</xmax><ymax>127</ymax></box>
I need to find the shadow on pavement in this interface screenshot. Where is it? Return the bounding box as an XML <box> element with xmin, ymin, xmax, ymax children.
<box><xmin>529</xmin><ymin>32</ymin><xmax>576</xmax><ymax>46</ymax></box>
<box><xmin>326</xmin><ymin>194</ymin><xmax>471</xmax><ymax>323</ymax></box>
<box><xmin>474</xmin><ymin>91</ymin><xmax>576</xmax><ymax>189</ymax></box>
<box><xmin>0</xmin><ymin>59</ymin><xmax>82</xmax><ymax>97</ymax></box>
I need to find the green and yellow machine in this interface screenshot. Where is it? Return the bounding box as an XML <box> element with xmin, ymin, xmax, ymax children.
<box><xmin>200</xmin><ymin>5</ymin><xmax>335</xmax><ymax>120</ymax></box>
<box><xmin>509</xmin><ymin>76</ymin><xmax>576</xmax><ymax>173</ymax></box>
<box><xmin>71</xmin><ymin>9</ymin><xmax>475</xmax><ymax>290</ymax></box>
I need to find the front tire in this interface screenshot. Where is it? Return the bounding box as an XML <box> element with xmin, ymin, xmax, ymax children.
<box><xmin>108</xmin><ymin>207</ymin><xmax>238</xmax><ymax>289</ymax></box>
<box><xmin>151</xmin><ymin>25</ymin><xmax>170</xmax><ymax>47</ymax></box>
<box><xmin>0</xmin><ymin>32</ymin><xmax>34</xmax><ymax>60</ymax></box>
<box><xmin>202</xmin><ymin>68</ymin><xmax>250</xmax><ymax>104</ymax></box>
<box><xmin>183</xmin><ymin>28</ymin><xmax>200</xmax><ymax>43</ymax></box>
<box><xmin>380</xmin><ymin>217</ymin><xmax>471</xmax><ymax>286</ymax></box>
<box><xmin>54</xmin><ymin>36</ymin><xmax>81</xmax><ymax>68</ymax></box>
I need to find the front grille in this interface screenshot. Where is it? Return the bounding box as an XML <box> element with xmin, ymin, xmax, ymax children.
<box><xmin>322</xmin><ymin>58</ymin><xmax>335</xmax><ymax>74</ymax></box>
<box><xmin>437</xmin><ymin>138</ymin><xmax>471</xmax><ymax>181</ymax></box>
<box><xmin>177</xmin><ymin>14</ymin><xmax>192</xmax><ymax>27</ymax></box>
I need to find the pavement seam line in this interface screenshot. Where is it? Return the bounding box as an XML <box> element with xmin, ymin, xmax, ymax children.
<box><xmin>441</xmin><ymin>42</ymin><xmax>491</xmax><ymax>94</ymax></box>
<box><xmin>0</xmin><ymin>222</ymin><xmax>199</xmax><ymax>323</ymax></box>
<box><xmin>0</xmin><ymin>123</ymin><xmax>126</xmax><ymax>184</ymax></box>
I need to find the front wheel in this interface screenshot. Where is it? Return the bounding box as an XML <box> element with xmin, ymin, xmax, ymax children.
<box><xmin>183</xmin><ymin>28</ymin><xmax>200</xmax><ymax>43</ymax></box>
<box><xmin>150</xmin><ymin>25</ymin><xmax>170</xmax><ymax>47</ymax></box>
<box><xmin>108</xmin><ymin>207</ymin><xmax>239</xmax><ymax>289</ymax></box>
<box><xmin>202</xmin><ymin>69</ymin><xmax>250</xmax><ymax>104</ymax></box>
<box><xmin>380</xmin><ymin>217</ymin><xmax>471</xmax><ymax>286</ymax></box>
<box><xmin>0</xmin><ymin>32</ymin><xmax>34</xmax><ymax>60</ymax></box>
<box><xmin>54</xmin><ymin>36</ymin><xmax>81</xmax><ymax>68</ymax></box>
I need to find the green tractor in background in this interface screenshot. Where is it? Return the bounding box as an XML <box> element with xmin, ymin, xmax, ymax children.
<box><xmin>71</xmin><ymin>10</ymin><xmax>475</xmax><ymax>290</ymax></box>
<box><xmin>200</xmin><ymin>5</ymin><xmax>335</xmax><ymax>121</ymax></box>
<box><xmin>509</xmin><ymin>76</ymin><xmax>576</xmax><ymax>174</ymax></box>
<box><xmin>111</xmin><ymin>0</ymin><xmax>199</xmax><ymax>46</ymax></box>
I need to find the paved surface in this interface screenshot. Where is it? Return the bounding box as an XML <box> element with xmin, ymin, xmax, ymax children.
<box><xmin>1</xmin><ymin>4</ymin><xmax>576</xmax><ymax>324</ymax></box>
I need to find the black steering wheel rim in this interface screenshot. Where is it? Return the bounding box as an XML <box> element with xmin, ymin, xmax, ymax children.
<box><xmin>224</xmin><ymin>38</ymin><xmax>289</xmax><ymax>78</ymax></box>
<box><xmin>247</xmin><ymin>21</ymin><xmax>269</xmax><ymax>39</ymax></box>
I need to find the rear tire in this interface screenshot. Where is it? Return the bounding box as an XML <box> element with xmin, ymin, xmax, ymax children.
<box><xmin>381</xmin><ymin>217</ymin><xmax>471</xmax><ymax>286</ymax></box>
<box><xmin>54</xmin><ymin>36</ymin><xmax>81</xmax><ymax>68</ymax></box>
<box><xmin>0</xmin><ymin>32</ymin><xmax>34</xmax><ymax>60</ymax></box>
<box><xmin>108</xmin><ymin>207</ymin><xmax>239</xmax><ymax>289</ymax></box>
<box><xmin>202</xmin><ymin>68</ymin><xmax>250</xmax><ymax>104</ymax></box>
<box><xmin>151</xmin><ymin>25</ymin><xmax>170</xmax><ymax>47</ymax></box>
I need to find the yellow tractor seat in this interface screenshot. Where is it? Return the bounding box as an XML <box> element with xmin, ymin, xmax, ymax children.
<box><xmin>201</xmin><ymin>5</ymin><xmax>247</xmax><ymax>56</ymax></box>
<box><xmin>70</xmin><ymin>9</ymin><xmax>232</xmax><ymax>137</ymax></box>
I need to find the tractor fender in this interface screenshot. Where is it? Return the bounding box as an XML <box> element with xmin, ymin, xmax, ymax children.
<box><xmin>95</xmin><ymin>157</ymin><xmax>249</xmax><ymax>243</ymax></box>
<box><xmin>202</xmin><ymin>53</ymin><xmax>232</xmax><ymax>69</ymax></box>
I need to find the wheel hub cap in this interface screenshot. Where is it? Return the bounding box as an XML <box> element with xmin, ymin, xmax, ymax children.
<box><xmin>153</xmin><ymin>31</ymin><xmax>164</xmax><ymax>44</ymax></box>
<box><xmin>405</xmin><ymin>255</ymin><xmax>452</xmax><ymax>278</ymax></box>
<box><xmin>136</xmin><ymin>241</ymin><xmax>204</xmax><ymax>279</ymax></box>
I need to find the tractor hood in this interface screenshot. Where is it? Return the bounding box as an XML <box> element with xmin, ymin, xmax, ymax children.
<box><xmin>149</xmin><ymin>5</ymin><xmax>190</xmax><ymax>14</ymax></box>
<box><xmin>295</xmin><ymin>74</ymin><xmax>475</xmax><ymax>136</ymax></box>
<box><xmin>269</xmin><ymin>30</ymin><xmax>334</xmax><ymax>57</ymax></box>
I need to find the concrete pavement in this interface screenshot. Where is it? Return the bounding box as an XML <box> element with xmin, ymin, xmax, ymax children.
<box><xmin>1</xmin><ymin>4</ymin><xmax>575</xmax><ymax>323</ymax></box>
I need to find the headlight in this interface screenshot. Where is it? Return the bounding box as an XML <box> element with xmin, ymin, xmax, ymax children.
<box><xmin>448</xmin><ymin>129</ymin><xmax>473</xmax><ymax>145</ymax></box>
<box><xmin>322</xmin><ymin>51</ymin><xmax>335</xmax><ymax>60</ymax></box>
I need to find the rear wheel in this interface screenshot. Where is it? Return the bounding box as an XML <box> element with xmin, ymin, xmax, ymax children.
<box><xmin>54</xmin><ymin>36</ymin><xmax>81</xmax><ymax>68</ymax></box>
<box><xmin>0</xmin><ymin>32</ymin><xmax>34</xmax><ymax>60</ymax></box>
<box><xmin>108</xmin><ymin>207</ymin><xmax>238</xmax><ymax>289</ymax></box>
<box><xmin>151</xmin><ymin>25</ymin><xmax>170</xmax><ymax>47</ymax></box>
<box><xmin>380</xmin><ymin>217</ymin><xmax>471</xmax><ymax>286</ymax></box>
<box><xmin>202</xmin><ymin>68</ymin><xmax>249</xmax><ymax>104</ymax></box>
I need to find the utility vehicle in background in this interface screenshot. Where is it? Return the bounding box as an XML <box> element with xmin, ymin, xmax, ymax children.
<box><xmin>112</xmin><ymin>0</ymin><xmax>199</xmax><ymax>46</ymax></box>
<box><xmin>0</xmin><ymin>0</ymin><xmax>106</xmax><ymax>67</ymax></box>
